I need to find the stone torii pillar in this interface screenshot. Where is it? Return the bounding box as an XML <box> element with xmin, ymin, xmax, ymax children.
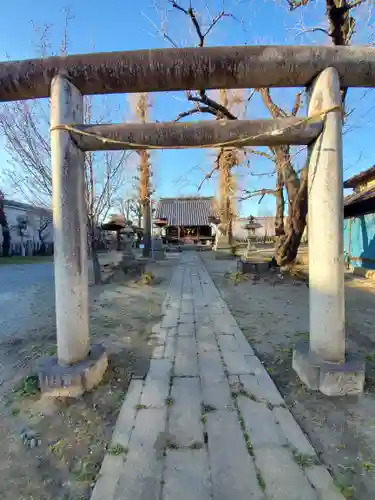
<box><xmin>293</xmin><ymin>67</ymin><xmax>365</xmax><ymax>396</ymax></box>
<box><xmin>38</xmin><ymin>75</ymin><xmax>107</xmax><ymax>398</ymax></box>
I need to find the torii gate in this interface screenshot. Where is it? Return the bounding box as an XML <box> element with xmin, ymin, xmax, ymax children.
<box><xmin>1</xmin><ymin>45</ymin><xmax>373</xmax><ymax>397</ymax></box>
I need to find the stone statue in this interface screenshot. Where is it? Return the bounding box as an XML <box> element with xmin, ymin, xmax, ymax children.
<box><xmin>121</xmin><ymin>225</ymin><xmax>144</xmax><ymax>276</ymax></box>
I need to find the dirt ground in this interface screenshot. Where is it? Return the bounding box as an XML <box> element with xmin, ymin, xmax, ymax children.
<box><xmin>202</xmin><ymin>251</ymin><xmax>375</xmax><ymax>500</ymax></box>
<box><xmin>0</xmin><ymin>254</ymin><xmax>178</xmax><ymax>500</ymax></box>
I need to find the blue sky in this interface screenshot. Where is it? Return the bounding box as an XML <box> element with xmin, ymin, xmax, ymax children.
<box><xmin>0</xmin><ymin>0</ymin><xmax>374</xmax><ymax>216</ymax></box>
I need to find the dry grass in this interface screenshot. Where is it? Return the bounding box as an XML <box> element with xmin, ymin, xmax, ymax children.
<box><xmin>0</xmin><ymin>256</ymin><xmax>177</xmax><ymax>500</ymax></box>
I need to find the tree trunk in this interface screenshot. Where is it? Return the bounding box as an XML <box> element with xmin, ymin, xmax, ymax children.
<box><xmin>0</xmin><ymin>197</ymin><xmax>10</xmax><ymax>257</ymax></box>
<box><xmin>274</xmin><ymin>169</ymin><xmax>285</xmax><ymax>239</ymax></box>
<box><xmin>270</xmin><ymin>0</ymin><xmax>350</xmax><ymax>266</ymax></box>
<box><xmin>218</xmin><ymin>150</ymin><xmax>235</xmax><ymax>245</ymax></box>
<box><xmin>226</xmin><ymin>196</ymin><xmax>233</xmax><ymax>245</ymax></box>
<box><xmin>38</xmin><ymin>227</ymin><xmax>47</xmax><ymax>255</ymax></box>
<box><xmin>124</xmin><ymin>200</ymin><xmax>130</xmax><ymax>222</ymax></box>
<box><xmin>88</xmin><ymin>219</ymin><xmax>101</xmax><ymax>284</ymax></box>
<box><xmin>91</xmin><ymin>240</ymin><xmax>102</xmax><ymax>284</ymax></box>
<box><xmin>39</xmin><ymin>241</ymin><xmax>46</xmax><ymax>255</ymax></box>
<box><xmin>20</xmin><ymin>236</ymin><xmax>25</xmax><ymax>257</ymax></box>
<box><xmin>142</xmin><ymin>198</ymin><xmax>151</xmax><ymax>257</ymax></box>
<box><xmin>275</xmin><ymin>163</ymin><xmax>308</xmax><ymax>266</ymax></box>
<box><xmin>273</xmin><ymin>147</ymin><xmax>308</xmax><ymax>266</ymax></box>
<box><xmin>1</xmin><ymin>230</ymin><xmax>10</xmax><ymax>257</ymax></box>
<box><xmin>138</xmin><ymin>146</ymin><xmax>151</xmax><ymax>258</ymax></box>
<box><xmin>275</xmin><ymin>217</ymin><xmax>306</xmax><ymax>266</ymax></box>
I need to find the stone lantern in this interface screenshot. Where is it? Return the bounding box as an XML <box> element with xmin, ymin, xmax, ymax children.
<box><xmin>238</xmin><ymin>215</ymin><xmax>268</xmax><ymax>273</ymax></box>
<box><xmin>101</xmin><ymin>216</ymin><xmax>129</xmax><ymax>251</ymax></box>
<box><xmin>242</xmin><ymin>215</ymin><xmax>261</xmax><ymax>259</ymax></box>
<box><xmin>120</xmin><ymin>223</ymin><xmax>146</xmax><ymax>275</ymax></box>
<box><xmin>122</xmin><ymin>224</ymin><xmax>135</xmax><ymax>260</ymax></box>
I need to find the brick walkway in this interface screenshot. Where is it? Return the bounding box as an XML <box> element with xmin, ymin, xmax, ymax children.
<box><xmin>91</xmin><ymin>253</ymin><xmax>345</xmax><ymax>500</ymax></box>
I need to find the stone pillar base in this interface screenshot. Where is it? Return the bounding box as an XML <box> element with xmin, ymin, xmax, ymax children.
<box><xmin>237</xmin><ymin>259</ymin><xmax>269</xmax><ymax>274</ymax></box>
<box><xmin>213</xmin><ymin>236</ymin><xmax>232</xmax><ymax>259</ymax></box>
<box><xmin>165</xmin><ymin>245</ymin><xmax>181</xmax><ymax>253</ymax></box>
<box><xmin>152</xmin><ymin>239</ymin><xmax>166</xmax><ymax>260</ymax></box>
<box><xmin>121</xmin><ymin>252</ymin><xmax>145</xmax><ymax>276</ymax></box>
<box><xmin>214</xmin><ymin>244</ymin><xmax>232</xmax><ymax>251</ymax></box>
<box><xmin>242</xmin><ymin>251</ymin><xmax>260</xmax><ymax>261</ymax></box>
<box><xmin>292</xmin><ymin>341</ymin><xmax>365</xmax><ymax>396</ymax></box>
<box><xmin>38</xmin><ymin>344</ymin><xmax>108</xmax><ymax>398</ymax></box>
<box><xmin>152</xmin><ymin>249</ymin><xmax>166</xmax><ymax>260</ymax></box>
<box><xmin>213</xmin><ymin>233</ymin><xmax>230</xmax><ymax>249</ymax></box>
<box><xmin>122</xmin><ymin>244</ymin><xmax>135</xmax><ymax>261</ymax></box>
<box><xmin>214</xmin><ymin>248</ymin><xmax>233</xmax><ymax>260</ymax></box>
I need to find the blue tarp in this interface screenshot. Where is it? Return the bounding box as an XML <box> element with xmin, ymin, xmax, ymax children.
<box><xmin>344</xmin><ymin>212</ymin><xmax>375</xmax><ymax>269</ymax></box>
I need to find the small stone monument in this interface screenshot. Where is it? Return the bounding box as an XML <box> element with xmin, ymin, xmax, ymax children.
<box><xmin>209</xmin><ymin>215</ymin><xmax>232</xmax><ymax>258</ymax></box>
<box><xmin>152</xmin><ymin>237</ymin><xmax>166</xmax><ymax>260</ymax></box>
<box><xmin>121</xmin><ymin>224</ymin><xmax>144</xmax><ymax>275</ymax></box>
<box><xmin>238</xmin><ymin>215</ymin><xmax>268</xmax><ymax>273</ymax></box>
<box><xmin>101</xmin><ymin>215</ymin><xmax>127</xmax><ymax>251</ymax></box>
<box><xmin>122</xmin><ymin>224</ymin><xmax>135</xmax><ymax>259</ymax></box>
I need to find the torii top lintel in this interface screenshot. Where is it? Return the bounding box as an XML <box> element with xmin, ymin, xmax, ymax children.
<box><xmin>0</xmin><ymin>45</ymin><xmax>375</xmax><ymax>102</ymax></box>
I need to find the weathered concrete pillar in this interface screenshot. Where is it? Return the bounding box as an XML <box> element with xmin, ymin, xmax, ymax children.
<box><xmin>143</xmin><ymin>198</ymin><xmax>152</xmax><ymax>258</ymax></box>
<box><xmin>39</xmin><ymin>75</ymin><xmax>107</xmax><ymax>397</ymax></box>
<box><xmin>50</xmin><ymin>75</ymin><xmax>89</xmax><ymax>365</ymax></box>
<box><xmin>293</xmin><ymin>67</ymin><xmax>365</xmax><ymax>396</ymax></box>
<box><xmin>308</xmin><ymin>67</ymin><xmax>345</xmax><ymax>363</ymax></box>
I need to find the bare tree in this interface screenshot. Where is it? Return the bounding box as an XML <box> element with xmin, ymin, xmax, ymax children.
<box><xmin>118</xmin><ymin>197</ymin><xmax>143</xmax><ymax>226</ymax></box>
<box><xmin>287</xmin><ymin>0</ymin><xmax>368</xmax><ymax>46</ymax></box>
<box><xmin>243</xmin><ymin>89</ymin><xmax>307</xmax><ymax>265</ymax></box>
<box><xmin>0</xmin><ymin>19</ymin><xmax>132</xmax><ymax>283</ymax></box>
<box><xmin>158</xmin><ymin>0</ymin><xmax>305</xmax><ymax>263</ymax></box>
<box><xmin>155</xmin><ymin>0</ymin><xmax>369</xmax><ymax>265</ymax></box>
<box><xmin>84</xmin><ymin>98</ymin><xmax>131</xmax><ymax>283</ymax></box>
<box><xmin>0</xmin><ymin>96</ymin><xmax>131</xmax><ymax>282</ymax></box>
<box><xmin>259</xmin><ymin>0</ymin><xmax>370</xmax><ymax>263</ymax></box>
<box><xmin>37</xmin><ymin>214</ymin><xmax>52</xmax><ymax>255</ymax></box>
<box><xmin>15</xmin><ymin>215</ymin><xmax>29</xmax><ymax>256</ymax></box>
<box><xmin>0</xmin><ymin>190</ymin><xmax>10</xmax><ymax>257</ymax></box>
<box><xmin>214</xmin><ymin>89</ymin><xmax>245</xmax><ymax>246</ymax></box>
<box><xmin>128</xmin><ymin>93</ymin><xmax>153</xmax><ymax>256</ymax></box>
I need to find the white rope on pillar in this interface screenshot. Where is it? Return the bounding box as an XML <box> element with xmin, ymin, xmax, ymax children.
<box><xmin>293</xmin><ymin>67</ymin><xmax>365</xmax><ymax>396</ymax></box>
<box><xmin>50</xmin><ymin>75</ymin><xmax>90</xmax><ymax>365</ymax></box>
<box><xmin>307</xmin><ymin>67</ymin><xmax>345</xmax><ymax>363</ymax></box>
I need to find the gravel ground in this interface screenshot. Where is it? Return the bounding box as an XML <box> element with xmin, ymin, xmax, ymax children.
<box><xmin>202</xmin><ymin>252</ymin><xmax>375</xmax><ymax>500</ymax></box>
<box><xmin>0</xmin><ymin>253</ymin><xmax>180</xmax><ymax>500</ymax></box>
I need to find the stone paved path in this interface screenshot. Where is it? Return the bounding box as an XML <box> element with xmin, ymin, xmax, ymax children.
<box><xmin>91</xmin><ymin>253</ymin><xmax>345</xmax><ymax>500</ymax></box>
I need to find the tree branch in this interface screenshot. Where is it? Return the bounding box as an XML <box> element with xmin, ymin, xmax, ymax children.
<box><xmin>197</xmin><ymin>150</ymin><xmax>223</xmax><ymax>190</ymax></box>
<box><xmin>169</xmin><ymin>1</ymin><xmax>236</xmax><ymax>122</ymax></box>
<box><xmin>188</xmin><ymin>93</ymin><xmax>237</xmax><ymax>120</ymax></box>
<box><xmin>297</xmin><ymin>26</ymin><xmax>331</xmax><ymax>37</ymax></box>
<box><xmin>291</xmin><ymin>91</ymin><xmax>303</xmax><ymax>116</ymax></box>
<box><xmin>287</xmin><ymin>0</ymin><xmax>309</xmax><ymax>11</ymax></box>
<box><xmin>141</xmin><ymin>12</ymin><xmax>179</xmax><ymax>48</ymax></box>
<box><xmin>248</xmin><ymin>170</ymin><xmax>276</xmax><ymax>178</ymax></box>
<box><xmin>347</xmin><ymin>0</ymin><xmax>367</xmax><ymax>9</ymax></box>
<box><xmin>240</xmin><ymin>188</ymin><xmax>279</xmax><ymax>202</ymax></box>
<box><xmin>175</xmin><ymin>105</ymin><xmax>214</xmax><ymax>121</ymax></box>
<box><xmin>246</xmin><ymin>148</ymin><xmax>275</xmax><ymax>161</ymax></box>
<box><xmin>259</xmin><ymin>89</ymin><xmax>288</xmax><ymax>118</ymax></box>
<box><xmin>170</xmin><ymin>0</ymin><xmax>233</xmax><ymax>47</ymax></box>
<box><xmin>203</xmin><ymin>11</ymin><xmax>231</xmax><ymax>39</ymax></box>
<box><xmin>289</xmin><ymin>0</ymin><xmax>364</xmax><ymax>46</ymax></box>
